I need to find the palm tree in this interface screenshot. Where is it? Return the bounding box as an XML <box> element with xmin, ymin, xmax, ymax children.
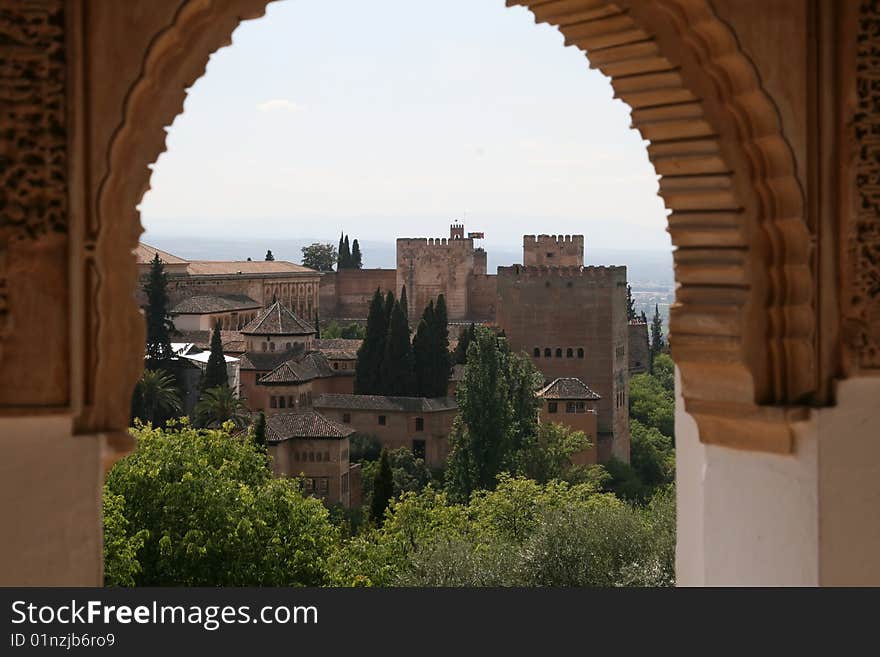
<box><xmin>195</xmin><ymin>385</ymin><xmax>250</xmax><ymax>429</ymax></box>
<box><xmin>132</xmin><ymin>368</ymin><xmax>182</xmax><ymax>425</ymax></box>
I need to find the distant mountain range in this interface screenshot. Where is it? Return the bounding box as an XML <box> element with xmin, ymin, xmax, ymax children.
<box><xmin>142</xmin><ymin>234</ymin><xmax>674</xmax><ymax>288</ymax></box>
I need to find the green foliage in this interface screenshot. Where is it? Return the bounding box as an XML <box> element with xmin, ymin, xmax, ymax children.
<box><xmin>629</xmin><ymin>371</ymin><xmax>674</xmax><ymax>439</ymax></box>
<box><xmin>629</xmin><ymin>419</ymin><xmax>674</xmax><ymax>491</ymax></box>
<box><xmin>412</xmin><ymin>313</ymin><xmax>433</xmax><ymax>397</ymax></box>
<box><xmin>379</xmin><ymin>300</ymin><xmax>416</xmax><ymax>396</ymax></box>
<box><xmin>329</xmin><ymin>477</ymin><xmax>675</xmax><ymax>587</ymax></box>
<box><xmin>201</xmin><ymin>322</ymin><xmax>228</xmax><ymax>392</ymax></box>
<box><xmin>105</xmin><ymin>421</ymin><xmax>337</xmax><ymax>585</ymax></box>
<box><xmin>131</xmin><ymin>368</ymin><xmax>181</xmax><ymax>426</ymax></box>
<box><xmin>102</xmin><ymin>487</ymin><xmax>148</xmax><ymax>587</ymax></box>
<box><xmin>453</xmin><ymin>323</ymin><xmax>476</xmax><ymax>365</ymax></box>
<box><xmin>252</xmin><ymin>411</ymin><xmax>267</xmax><ymax>449</ymax></box>
<box><xmin>349</xmin><ymin>434</ymin><xmax>382</xmax><ymax>462</ymax></box>
<box><xmin>354</xmin><ymin>289</ymin><xmax>387</xmax><ymax>394</ymax></box>
<box><xmin>144</xmin><ymin>254</ymin><xmax>175</xmax><ymax>367</ymax></box>
<box><xmin>626</xmin><ymin>284</ymin><xmax>636</xmax><ymax>321</ymax></box>
<box><xmin>399</xmin><ymin>284</ymin><xmax>408</xmax><ymax>321</ymax></box>
<box><xmin>322</xmin><ymin>320</ymin><xmax>365</xmax><ymax>340</ymax></box>
<box><xmin>300</xmin><ymin>242</ymin><xmax>337</xmax><ymax>272</ymax></box>
<box><xmin>651</xmin><ymin>352</ymin><xmax>674</xmax><ymax>395</ymax></box>
<box><xmin>351</xmin><ymin>239</ymin><xmax>363</xmax><ymax>269</ymax></box>
<box><xmin>195</xmin><ymin>385</ymin><xmax>249</xmax><ymax>429</ymax></box>
<box><xmin>521</xmin><ymin>422</ymin><xmax>591</xmax><ymax>484</ymax></box>
<box><xmin>361</xmin><ymin>447</ymin><xmax>434</xmax><ymax>512</ymax></box>
<box><xmin>430</xmin><ymin>295</ymin><xmax>451</xmax><ymax>396</ymax></box>
<box><xmin>370</xmin><ymin>450</ymin><xmax>395</xmax><ymax>524</ymax></box>
<box><xmin>337</xmin><ymin>232</ymin><xmax>351</xmax><ymax>269</ymax></box>
<box><xmin>650</xmin><ymin>303</ymin><xmax>665</xmax><ymax>369</ymax></box>
<box><xmin>445</xmin><ymin>327</ymin><xmax>543</xmax><ymax>500</ymax></box>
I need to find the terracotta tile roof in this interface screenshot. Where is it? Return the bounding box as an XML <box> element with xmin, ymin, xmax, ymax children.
<box><xmin>240</xmin><ymin>301</ymin><xmax>315</xmax><ymax>336</ymax></box>
<box><xmin>174</xmin><ymin>330</ymin><xmax>247</xmax><ymax>354</ymax></box>
<box><xmin>315</xmin><ymin>338</ymin><xmax>362</xmax><ymax>360</ymax></box>
<box><xmin>258</xmin><ymin>352</ymin><xmax>336</xmax><ymax>385</ymax></box>
<box><xmin>185</xmin><ymin>261</ymin><xmax>316</xmax><ymax>275</ymax></box>
<box><xmin>537</xmin><ymin>377</ymin><xmax>601</xmax><ymax>400</ymax></box>
<box><xmin>136</xmin><ymin>242</ymin><xmax>189</xmax><ymax>265</ymax></box>
<box><xmin>266</xmin><ymin>410</ymin><xmax>355</xmax><ymax>443</ymax></box>
<box><xmin>170</xmin><ymin>294</ymin><xmax>261</xmax><ymax>315</ymax></box>
<box><xmin>314</xmin><ymin>394</ymin><xmax>458</xmax><ymax>413</ymax></box>
<box><xmin>238</xmin><ymin>348</ymin><xmax>302</xmax><ymax>372</ymax></box>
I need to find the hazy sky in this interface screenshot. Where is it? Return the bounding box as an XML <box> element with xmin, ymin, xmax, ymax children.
<box><xmin>139</xmin><ymin>0</ymin><xmax>670</xmax><ymax>251</ymax></box>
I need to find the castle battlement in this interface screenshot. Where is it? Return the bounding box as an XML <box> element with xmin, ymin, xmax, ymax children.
<box><xmin>523</xmin><ymin>234</ymin><xmax>584</xmax><ymax>245</ymax></box>
<box><xmin>397</xmin><ymin>237</ymin><xmax>474</xmax><ymax>249</ymax></box>
<box><xmin>498</xmin><ymin>264</ymin><xmax>626</xmax><ymax>282</ymax></box>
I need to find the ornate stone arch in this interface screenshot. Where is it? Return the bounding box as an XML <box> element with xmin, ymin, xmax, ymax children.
<box><xmin>84</xmin><ymin>0</ymin><xmax>815</xmax><ymax>454</ymax></box>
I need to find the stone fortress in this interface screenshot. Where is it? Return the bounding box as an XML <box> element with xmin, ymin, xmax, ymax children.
<box><xmin>139</xmin><ymin>222</ymin><xmax>642</xmax><ymax>461</ymax></box>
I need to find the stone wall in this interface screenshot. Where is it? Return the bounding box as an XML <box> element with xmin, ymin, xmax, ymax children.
<box><xmin>523</xmin><ymin>234</ymin><xmax>584</xmax><ymax>267</ymax></box>
<box><xmin>495</xmin><ymin>265</ymin><xmax>629</xmax><ymax>459</ymax></box>
<box><xmin>396</xmin><ymin>238</ymin><xmax>477</xmax><ymax>321</ymax></box>
<box><xmin>628</xmin><ymin>322</ymin><xmax>650</xmax><ymax>375</ymax></box>
<box><xmin>467</xmin><ymin>274</ymin><xmax>498</xmax><ymax>322</ymax></box>
<box><xmin>319</xmin><ymin>269</ymin><xmax>396</xmax><ymax>318</ymax></box>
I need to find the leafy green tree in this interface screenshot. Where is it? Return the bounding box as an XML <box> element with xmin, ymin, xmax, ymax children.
<box><xmin>354</xmin><ymin>289</ymin><xmax>388</xmax><ymax>394</ymax></box>
<box><xmin>629</xmin><ymin>419</ymin><xmax>674</xmax><ymax>491</ymax></box>
<box><xmin>361</xmin><ymin>447</ymin><xmax>433</xmax><ymax>510</ymax></box>
<box><xmin>371</xmin><ymin>450</ymin><xmax>395</xmax><ymax>524</ymax></box>
<box><xmin>504</xmin><ymin>348</ymin><xmax>543</xmax><ymax>456</ymax></box>
<box><xmin>105</xmin><ymin>421</ymin><xmax>337</xmax><ymax>585</ymax></box>
<box><xmin>521</xmin><ymin>422</ymin><xmax>591</xmax><ymax>484</ymax></box>
<box><xmin>379</xmin><ymin>300</ymin><xmax>416</xmax><ymax>396</ymax></box>
<box><xmin>144</xmin><ymin>253</ymin><xmax>175</xmax><ymax>368</ymax></box>
<box><xmin>626</xmin><ymin>284</ymin><xmax>636</xmax><ymax>321</ymax></box>
<box><xmin>195</xmin><ymin>386</ymin><xmax>249</xmax><ymax>429</ymax></box>
<box><xmin>652</xmin><ymin>352</ymin><xmax>675</xmax><ymax>395</ymax></box>
<box><xmin>201</xmin><ymin>321</ymin><xmax>228</xmax><ymax>392</ymax></box>
<box><xmin>265</xmin><ymin>249</ymin><xmax>275</xmax><ymax>261</ymax></box>
<box><xmin>446</xmin><ymin>326</ymin><xmax>513</xmax><ymax>500</ymax></box>
<box><xmin>102</xmin><ymin>487</ymin><xmax>148</xmax><ymax>586</ymax></box>
<box><xmin>453</xmin><ymin>323</ymin><xmax>476</xmax><ymax>365</ymax></box>
<box><xmin>322</xmin><ymin>320</ymin><xmax>366</xmax><ymax>340</ymax></box>
<box><xmin>351</xmin><ymin>239</ymin><xmax>363</xmax><ymax>269</ymax></box>
<box><xmin>132</xmin><ymin>369</ymin><xmax>182</xmax><ymax>426</ymax></box>
<box><xmin>301</xmin><ymin>242</ymin><xmax>337</xmax><ymax>272</ymax></box>
<box><xmin>629</xmin><ymin>370</ymin><xmax>674</xmax><ymax>438</ymax></box>
<box><xmin>252</xmin><ymin>411</ymin><xmax>267</xmax><ymax>449</ymax></box>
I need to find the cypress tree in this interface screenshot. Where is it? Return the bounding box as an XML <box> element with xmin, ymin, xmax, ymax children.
<box><xmin>339</xmin><ymin>235</ymin><xmax>352</xmax><ymax>269</ymax></box>
<box><xmin>337</xmin><ymin>233</ymin><xmax>347</xmax><ymax>269</ymax></box>
<box><xmin>380</xmin><ymin>300</ymin><xmax>416</xmax><ymax>396</ymax></box>
<box><xmin>201</xmin><ymin>321</ymin><xmax>228</xmax><ymax>392</ymax></box>
<box><xmin>454</xmin><ymin>323</ymin><xmax>476</xmax><ymax>365</ymax></box>
<box><xmin>252</xmin><ymin>411</ymin><xmax>267</xmax><ymax>450</ymax></box>
<box><xmin>650</xmin><ymin>304</ymin><xmax>665</xmax><ymax>372</ymax></box>
<box><xmin>626</xmin><ymin>284</ymin><xmax>636</xmax><ymax>321</ymax></box>
<box><xmin>354</xmin><ymin>289</ymin><xmax>388</xmax><ymax>394</ymax></box>
<box><xmin>640</xmin><ymin>310</ymin><xmax>648</xmax><ymax>324</ymax></box>
<box><xmin>400</xmin><ymin>284</ymin><xmax>409</xmax><ymax>322</ymax></box>
<box><xmin>265</xmin><ymin>249</ymin><xmax>275</xmax><ymax>261</ymax></box>
<box><xmin>431</xmin><ymin>294</ymin><xmax>451</xmax><ymax>397</ymax></box>
<box><xmin>384</xmin><ymin>290</ymin><xmax>395</xmax><ymax>327</ymax></box>
<box><xmin>314</xmin><ymin>310</ymin><xmax>321</xmax><ymax>339</ymax></box>
<box><xmin>145</xmin><ymin>253</ymin><xmax>175</xmax><ymax>368</ymax></box>
<box><xmin>371</xmin><ymin>449</ymin><xmax>394</xmax><ymax>524</ymax></box>
<box><xmin>412</xmin><ymin>301</ymin><xmax>435</xmax><ymax>397</ymax></box>
<box><xmin>351</xmin><ymin>239</ymin><xmax>363</xmax><ymax>269</ymax></box>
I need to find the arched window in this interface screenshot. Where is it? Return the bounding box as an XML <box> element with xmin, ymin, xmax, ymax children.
<box><xmin>555</xmin><ymin>348</ymin><xmax>563</xmax><ymax>358</ymax></box>
<box><xmin>544</xmin><ymin>348</ymin><xmax>552</xmax><ymax>358</ymax></box>
<box><xmin>269</xmin><ymin>342</ymin><xmax>275</xmax><ymax>352</ymax></box>
<box><xmin>566</xmin><ymin>348</ymin><xmax>573</xmax><ymax>358</ymax></box>
<box><xmin>279</xmin><ymin>396</ymin><xmax>286</xmax><ymax>409</ymax></box>
<box><xmin>578</xmin><ymin>348</ymin><xmax>584</xmax><ymax>359</ymax></box>
<box><xmin>533</xmin><ymin>347</ymin><xmax>540</xmax><ymax>358</ymax></box>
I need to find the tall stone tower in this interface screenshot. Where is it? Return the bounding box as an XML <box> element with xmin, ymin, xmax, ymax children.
<box><xmin>523</xmin><ymin>234</ymin><xmax>585</xmax><ymax>267</ymax></box>
<box><xmin>450</xmin><ymin>221</ymin><xmax>465</xmax><ymax>240</ymax></box>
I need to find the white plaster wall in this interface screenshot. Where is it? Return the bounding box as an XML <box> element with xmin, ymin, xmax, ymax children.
<box><xmin>0</xmin><ymin>416</ymin><xmax>103</xmax><ymax>585</ymax></box>
<box><xmin>818</xmin><ymin>377</ymin><xmax>880</xmax><ymax>585</ymax></box>
<box><xmin>675</xmin><ymin>366</ymin><xmax>820</xmax><ymax>586</ymax></box>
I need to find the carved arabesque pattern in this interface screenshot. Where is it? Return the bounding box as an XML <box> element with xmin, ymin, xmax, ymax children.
<box><xmin>851</xmin><ymin>0</ymin><xmax>880</xmax><ymax>369</ymax></box>
<box><xmin>0</xmin><ymin>0</ymin><xmax>66</xmax><ymax>357</ymax></box>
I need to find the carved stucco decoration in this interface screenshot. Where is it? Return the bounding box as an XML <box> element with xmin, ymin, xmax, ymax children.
<box><xmin>91</xmin><ymin>0</ymin><xmax>814</xmax><ymax>455</ymax></box>
<box><xmin>848</xmin><ymin>0</ymin><xmax>880</xmax><ymax>370</ymax></box>
<box><xmin>0</xmin><ymin>0</ymin><xmax>67</xmax><ymax>358</ymax></box>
